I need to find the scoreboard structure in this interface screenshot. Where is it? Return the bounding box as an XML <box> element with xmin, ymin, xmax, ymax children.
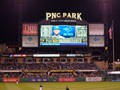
<box><xmin>21</xmin><ymin>19</ymin><xmax>105</xmax><ymax>48</ymax></box>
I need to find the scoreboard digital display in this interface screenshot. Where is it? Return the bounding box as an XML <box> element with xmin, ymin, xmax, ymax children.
<box><xmin>40</xmin><ymin>25</ymin><xmax>88</xmax><ymax>46</ymax></box>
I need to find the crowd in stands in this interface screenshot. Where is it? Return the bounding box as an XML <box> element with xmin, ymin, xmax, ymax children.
<box><xmin>0</xmin><ymin>44</ymin><xmax>113</xmax><ymax>81</ymax></box>
<box><xmin>16</xmin><ymin>48</ymin><xmax>89</xmax><ymax>54</ymax></box>
<box><xmin>22</xmin><ymin>62</ymin><xmax>97</xmax><ymax>70</ymax></box>
<box><xmin>50</xmin><ymin>73</ymin><xmax>74</xmax><ymax>78</ymax></box>
<box><xmin>21</xmin><ymin>72</ymin><xmax>48</xmax><ymax>78</ymax></box>
<box><xmin>0</xmin><ymin>61</ymin><xmax>103</xmax><ymax>78</ymax></box>
<box><xmin>0</xmin><ymin>62</ymin><xmax>97</xmax><ymax>70</ymax></box>
<box><xmin>2</xmin><ymin>72</ymin><xmax>22</xmax><ymax>78</ymax></box>
<box><xmin>1</xmin><ymin>63</ymin><xmax>22</xmax><ymax>70</ymax></box>
<box><xmin>75</xmin><ymin>72</ymin><xmax>102</xmax><ymax>78</ymax></box>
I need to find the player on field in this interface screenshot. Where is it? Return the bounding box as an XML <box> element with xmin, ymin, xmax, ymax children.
<box><xmin>40</xmin><ymin>84</ymin><xmax>43</xmax><ymax>90</ymax></box>
<box><xmin>66</xmin><ymin>86</ymin><xmax>69</xmax><ymax>90</ymax></box>
<box><xmin>16</xmin><ymin>80</ymin><xmax>18</xmax><ymax>84</ymax></box>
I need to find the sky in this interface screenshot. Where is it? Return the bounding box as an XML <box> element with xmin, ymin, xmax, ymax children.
<box><xmin>0</xmin><ymin>0</ymin><xmax>120</xmax><ymax>59</ymax></box>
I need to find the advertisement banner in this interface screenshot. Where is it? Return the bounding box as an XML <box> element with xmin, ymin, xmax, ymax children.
<box><xmin>3</xmin><ymin>78</ymin><xmax>20</xmax><ymax>82</ymax></box>
<box><xmin>50</xmin><ymin>70</ymin><xmax>73</xmax><ymax>72</ymax></box>
<box><xmin>59</xmin><ymin>78</ymin><xmax>75</xmax><ymax>82</ymax></box>
<box><xmin>33</xmin><ymin>54</ymin><xmax>60</xmax><ymax>57</ymax></box>
<box><xmin>22</xmin><ymin>36</ymin><xmax>38</xmax><ymax>47</ymax></box>
<box><xmin>89</xmin><ymin>24</ymin><xmax>104</xmax><ymax>35</ymax></box>
<box><xmin>86</xmin><ymin>77</ymin><xmax>102</xmax><ymax>82</ymax></box>
<box><xmin>112</xmin><ymin>80</ymin><xmax>120</xmax><ymax>82</ymax></box>
<box><xmin>0</xmin><ymin>70</ymin><xmax>22</xmax><ymax>72</ymax></box>
<box><xmin>89</xmin><ymin>36</ymin><xmax>104</xmax><ymax>47</ymax></box>
<box><xmin>22</xmin><ymin>24</ymin><xmax>38</xmax><ymax>35</ymax></box>
<box><xmin>24</xmin><ymin>70</ymin><xmax>47</xmax><ymax>72</ymax></box>
<box><xmin>9</xmin><ymin>54</ymin><xmax>26</xmax><ymax>58</ymax></box>
<box><xmin>30</xmin><ymin>78</ymin><xmax>48</xmax><ymax>82</ymax></box>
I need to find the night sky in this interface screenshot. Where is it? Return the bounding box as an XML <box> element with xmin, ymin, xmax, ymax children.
<box><xmin>0</xmin><ymin>0</ymin><xmax>120</xmax><ymax>59</ymax></box>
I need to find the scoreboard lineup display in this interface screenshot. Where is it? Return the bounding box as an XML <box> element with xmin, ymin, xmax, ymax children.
<box><xmin>40</xmin><ymin>25</ymin><xmax>88</xmax><ymax>46</ymax></box>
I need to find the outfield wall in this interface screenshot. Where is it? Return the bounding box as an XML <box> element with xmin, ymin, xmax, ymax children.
<box><xmin>0</xmin><ymin>77</ymin><xmax>2</xmax><ymax>82</ymax></box>
<box><xmin>20</xmin><ymin>77</ymin><xmax>100</xmax><ymax>82</ymax></box>
<box><xmin>0</xmin><ymin>77</ymin><xmax>103</xmax><ymax>82</ymax></box>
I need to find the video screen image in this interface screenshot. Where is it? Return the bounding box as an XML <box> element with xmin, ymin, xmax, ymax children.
<box><xmin>40</xmin><ymin>25</ymin><xmax>88</xmax><ymax>46</ymax></box>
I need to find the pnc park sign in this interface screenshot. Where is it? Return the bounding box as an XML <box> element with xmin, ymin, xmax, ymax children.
<box><xmin>46</xmin><ymin>12</ymin><xmax>82</xmax><ymax>20</ymax></box>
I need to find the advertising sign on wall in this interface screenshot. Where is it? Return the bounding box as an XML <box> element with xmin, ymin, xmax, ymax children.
<box><xmin>30</xmin><ymin>78</ymin><xmax>48</xmax><ymax>82</ymax></box>
<box><xmin>22</xmin><ymin>36</ymin><xmax>38</xmax><ymax>47</ymax></box>
<box><xmin>86</xmin><ymin>77</ymin><xmax>102</xmax><ymax>82</ymax></box>
<box><xmin>59</xmin><ymin>78</ymin><xmax>75</xmax><ymax>82</ymax></box>
<box><xmin>22</xmin><ymin>24</ymin><xmax>38</xmax><ymax>35</ymax></box>
<box><xmin>3</xmin><ymin>78</ymin><xmax>20</xmax><ymax>82</ymax></box>
<box><xmin>89</xmin><ymin>24</ymin><xmax>104</xmax><ymax>35</ymax></box>
<box><xmin>89</xmin><ymin>36</ymin><xmax>104</xmax><ymax>47</ymax></box>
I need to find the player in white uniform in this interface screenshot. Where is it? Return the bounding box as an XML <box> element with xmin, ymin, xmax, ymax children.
<box><xmin>52</xmin><ymin>26</ymin><xmax>65</xmax><ymax>38</ymax></box>
<box><xmin>40</xmin><ymin>84</ymin><xmax>43</xmax><ymax>90</ymax></box>
<box><xmin>16</xmin><ymin>80</ymin><xmax>18</xmax><ymax>84</ymax></box>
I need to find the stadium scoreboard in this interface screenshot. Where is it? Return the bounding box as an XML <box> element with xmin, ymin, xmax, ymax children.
<box><xmin>21</xmin><ymin>19</ymin><xmax>104</xmax><ymax>47</ymax></box>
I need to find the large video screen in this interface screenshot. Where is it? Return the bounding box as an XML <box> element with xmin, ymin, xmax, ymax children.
<box><xmin>40</xmin><ymin>25</ymin><xmax>88</xmax><ymax>46</ymax></box>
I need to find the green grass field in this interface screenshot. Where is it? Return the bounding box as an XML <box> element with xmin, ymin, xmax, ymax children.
<box><xmin>0</xmin><ymin>82</ymin><xmax>120</xmax><ymax>90</ymax></box>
